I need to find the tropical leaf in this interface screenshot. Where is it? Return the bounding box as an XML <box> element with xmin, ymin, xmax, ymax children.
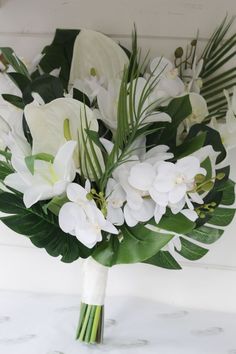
<box><xmin>92</xmin><ymin>223</ymin><xmax>174</xmax><ymax>267</ymax></box>
<box><xmin>144</xmin><ymin>250</ymin><xmax>182</xmax><ymax>270</ymax></box>
<box><xmin>200</xmin><ymin>17</ymin><xmax>236</xmax><ymax>117</ymax></box>
<box><xmin>32</xmin><ymin>29</ymin><xmax>81</xmax><ymax>89</ymax></box>
<box><xmin>0</xmin><ymin>47</ymin><xmax>30</xmax><ymax>78</ymax></box>
<box><xmin>0</xmin><ymin>192</ymin><xmax>91</xmax><ymax>262</ymax></box>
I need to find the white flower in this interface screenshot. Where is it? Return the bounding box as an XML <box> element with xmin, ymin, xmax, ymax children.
<box><xmin>59</xmin><ymin>182</ymin><xmax>118</xmax><ymax>248</ymax></box>
<box><xmin>149</xmin><ymin>156</ymin><xmax>206</xmax><ymax>222</ymax></box>
<box><xmin>149</xmin><ymin>57</ymin><xmax>185</xmax><ymax>103</ymax></box>
<box><xmin>106</xmin><ymin>178</ymin><xmax>126</xmax><ymax>226</ymax></box>
<box><xmin>4</xmin><ymin>141</ymin><xmax>77</xmax><ymax>208</ymax></box>
<box><xmin>177</xmin><ymin>93</ymin><xmax>208</xmax><ymax>141</ymax></box>
<box><xmin>24</xmin><ymin>97</ymin><xmax>104</xmax><ymax>178</ymax></box>
<box><xmin>153</xmin><ymin>156</ymin><xmax>206</xmax><ymax>204</ymax></box>
<box><xmin>208</xmin><ymin>87</ymin><xmax>236</xmax><ymax>149</ymax></box>
<box><xmin>69</xmin><ymin>29</ymin><xmax>129</xmax><ymax>89</ymax></box>
<box><xmin>111</xmin><ymin>144</ymin><xmax>173</xmax><ymax>226</ymax></box>
<box><xmin>72</xmin><ymin>75</ymin><xmax>105</xmax><ymax>104</ymax></box>
<box><xmin>96</xmin><ymin>79</ymin><xmax>121</xmax><ymax>130</ymax></box>
<box><xmin>97</xmin><ymin>77</ymin><xmax>171</xmax><ymax>130</ymax></box>
<box><xmin>183</xmin><ymin>57</ymin><xmax>203</xmax><ymax>93</ymax></box>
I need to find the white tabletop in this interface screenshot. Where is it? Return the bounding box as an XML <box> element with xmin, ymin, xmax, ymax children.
<box><xmin>0</xmin><ymin>290</ymin><xmax>235</xmax><ymax>354</ymax></box>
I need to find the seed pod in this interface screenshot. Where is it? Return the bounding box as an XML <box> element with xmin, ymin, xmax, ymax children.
<box><xmin>174</xmin><ymin>47</ymin><xmax>184</xmax><ymax>58</ymax></box>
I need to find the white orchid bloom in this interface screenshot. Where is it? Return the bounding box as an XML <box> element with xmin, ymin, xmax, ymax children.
<box><xmin>4</xmin><ymin>141</ymin><xmax>77</xmax><ymax>208</ymax></box>
<box><xmin>72</xmin><ymin>75</ymin><xmax>106</xmax><ymax>104</ymax></box>
<box><xmin>149</xmin><ymin>156</ymin><xmax>206</xmax><ymax>222</ymax></box>
<box><xmin>207</xmin><ymin>87</ymin><xmax>236</xmax><ymax>150</ymax></box>
<box><xmin>153</xmin><ymin>156</ymin><xmax>206</xmax><ymax>204</ymax></box>
<box><xmin>149</xmin><ymin>57</ymin><xmax>185</xmax><ymax>103</ymax></box>
<box><xmin>106</xmin><ymin>178</ymin><xmax>126</xmax><ymax>226</ymax></box>
<box><xmin>59</xmin><ymin>182</ymin><xmax>118</xmax><ymax>248</ymax></box>
<box><xmin>110</xmin><ymin>144</ymin><xmax>173</xmax><ymax>227</ymax></box>
<box><xmin>182</xmin><ymin>57</ymin><xmax>204</xmax><ymax>93</ymax></box>
<box><xmin>24</xmin><ymin>97</ymin><xmax>104</xmax><ymax>178</ymax></box>
<box><xmin>209</xmin><ymin>117</ymin><xmax>236</xmax><ymax>150</ymax></box>
<box><xmin>69</xmin><ymin>29</ymin><xmax>129</xmax><ymax>90</ymax></box>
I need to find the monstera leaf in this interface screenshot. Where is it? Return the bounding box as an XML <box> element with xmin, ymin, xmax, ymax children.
<box><xmin>0</xmin><ymin>192</ymin><xmax>91</xmax><ymax>262</ymax></box>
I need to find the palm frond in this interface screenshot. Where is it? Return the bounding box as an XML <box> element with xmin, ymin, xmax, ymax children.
<box><xmin>200</xmin><ymin>16</ymin><xmax>236</xmax><ymax>117</ymax></box>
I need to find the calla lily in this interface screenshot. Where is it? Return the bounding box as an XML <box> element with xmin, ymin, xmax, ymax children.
<box><xmin>4</xmin><ymin>141</ymin><xmax>77</xmax><ymax>208</ymax></box>
<box><xmin>69</xmin><ymin>29</ymin><xmax>129</xmax><ymax>89</ymax></box>
<box><xmin>24</xmin><ymin>97</ymin><xmax>105</xmax><ymax>178</ymax></box>
<box><xmin>59</xmin><ymin>182</ymin><xmax>118</xmax><ymax>248</ymax></box>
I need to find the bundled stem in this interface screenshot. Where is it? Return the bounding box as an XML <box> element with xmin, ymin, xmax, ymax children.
<box><xmin>76</xmin><ymin>303</ymin><xmax>104</xmax><ymax>344</ymax></box>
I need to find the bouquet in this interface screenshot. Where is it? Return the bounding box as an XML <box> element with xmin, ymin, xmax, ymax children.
<box><xmin>0</xmin><ymin>17</ymin><xmax>235</xmax><ymax>345</ymax></box>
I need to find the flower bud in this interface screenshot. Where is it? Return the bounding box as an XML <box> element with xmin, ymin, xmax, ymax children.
<box><xmin>174</xmin><ymin>47</ymin><xmax>184</xmax><ymax>58</ymax></box>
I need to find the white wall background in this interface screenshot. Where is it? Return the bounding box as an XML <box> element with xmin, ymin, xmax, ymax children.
<box><xmin>0</xmin><ymin>0</ymin><xmax>236</xmax><ymax>311</ymax></box>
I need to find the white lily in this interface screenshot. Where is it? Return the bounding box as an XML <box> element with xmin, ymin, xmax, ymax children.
<box><xmin>69</xmin><ymin>29</ymin><xmax>128</xmax><ymax>89</ymax></box>
<box><xmin>59</xmin><ymin>182</ymin><xmax>118</xmax><ymax>248</ymax></box>
<box><xmin>149</xmin><ymin>57</ymin><xmax>185</xmax><ymax>103</ymax></box>
<box><xmin>24</xmin><ymin>97</ymin><xmax>104</xmax><ymax>178</ymax></box>
<box><xmin>4</xmin><ymin>141</ymin><xmax>77</xmax><ymax>208</ymax></box>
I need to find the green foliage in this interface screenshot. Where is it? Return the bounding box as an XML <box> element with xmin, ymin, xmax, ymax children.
<box><xmin>148</xmin><ymin>95</ymin><xmax>192</xmax><ymax>150</ymax></box>
<box><xmin>0</xmin><ymin>192</ymin><xmax>91</xmax><ymax>262</ymax></box>
<box><xmin>0</xmin><ymin>47</ymin><xmax>30</xmax><ymax>78</ymax></box>
<box><xmin>144</xmin><ymin>251</ymin><xmax>182</xmax><ymax>270</ymax></box>
<box><xmin>176</xmin><ymin>237</ymin><xmax>208</xmax><ymax>261</ymax></box>
<box><xmin>186</xmin><ymin>225</ymin><xmax>224</xmax><ymax>244</ymax></box>
<box><xmin>0</xmin><ymin>161</ymin><xmax>13</xmax><ymax>181</ymax></box>
<box><xmin>2</xmin><ymin>94</ymin><xmax>24</xmax><ymax>109</ymax></box>
<box><xmin>93</xmin><ymin>224</ymin><xmax>174</xmax><ymax>267</ymax></box>
<box><xmin>32</xmin><ymin>29</ymin><xmax>80</xmax><ymax>89</ymax></box>
<box><xmin>200</xmin><ymin>16</ymin><xmax>236</xmax><ymax>117</ymax></box>
<box><xmin>23</xmin><ymin>74</ymin><xmax>64</xmax><ymax>104</ymax></box>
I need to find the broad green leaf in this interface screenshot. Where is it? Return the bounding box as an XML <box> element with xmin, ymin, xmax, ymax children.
<box><xmin>187</xmin><ymin>124</ymin><xmax>226</xmax><ymax>163</ymax></box>
<box><xmin>32</xmin><ymin>29</ymin><xmax>81</xmax><ymax>88</ymax></box>
<box><xmin>0</xmin><ymin>192</ymin><xmax>91</xmax><ymax>262</ymax></box>
<box><xmin>2</xmin><ymin>94</ymin><xmax>24</xmax><ymax>109</ymax></box>
<box><xmin>150</xmin><ymin>212</ymin><xmax>195</xmax><ymax>234</ymax></box>
<box><xmin>207</xmin><ymin>207</ymin><xmax>235</xmax><ymax>226</ymax></box>
<box><xmin>144</xmin><ymin>251</ymin><xmax>182</xmax><ymax>269</ymax></box>
<box><xmin>23</xmin><ymin>74</ymin><xmax>64</xmax><ymax>104</ymax></box>
<box><xmin>175</xmin><ymin>132</ymin><xmax>206</xmax><ymax>158</ymax></box>
<box><xmin>93</xmin><ymin>224</ymin><xmax>174</xmax><ymax>267</ymax></box>
<box><xmin>7</xmin><ymin>72</ymin><xmax>31</xmax><ymax>93</ymax></box>
<box><xmin>186</xmin><ymin>225</ymin><xmax>224</xmax><ymax>244</ymax></box>
<box><xmin>158</xmin><ymin>95</ymin><xmax>192</xmax><ymax>145</ymax></box>
<box><xmin>0</xmin><ymin>161</ymin><xmax>13</xmax><ymax>181</ymax></box>
<box><xmin>176</xmin><ymin>237</ymin><xmax>208</xmax><ymax>260</ymax></box>
<box><xmin>219</xmin><ymin>180</ymin><xmax>235</xmax><ymax>205</ymax></box>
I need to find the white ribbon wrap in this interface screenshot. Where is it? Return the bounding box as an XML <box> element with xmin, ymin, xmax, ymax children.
<box><xmin>81</xmin><ymin>257</ymin><xmax>109</xmax><ymax>306</ymax></box>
